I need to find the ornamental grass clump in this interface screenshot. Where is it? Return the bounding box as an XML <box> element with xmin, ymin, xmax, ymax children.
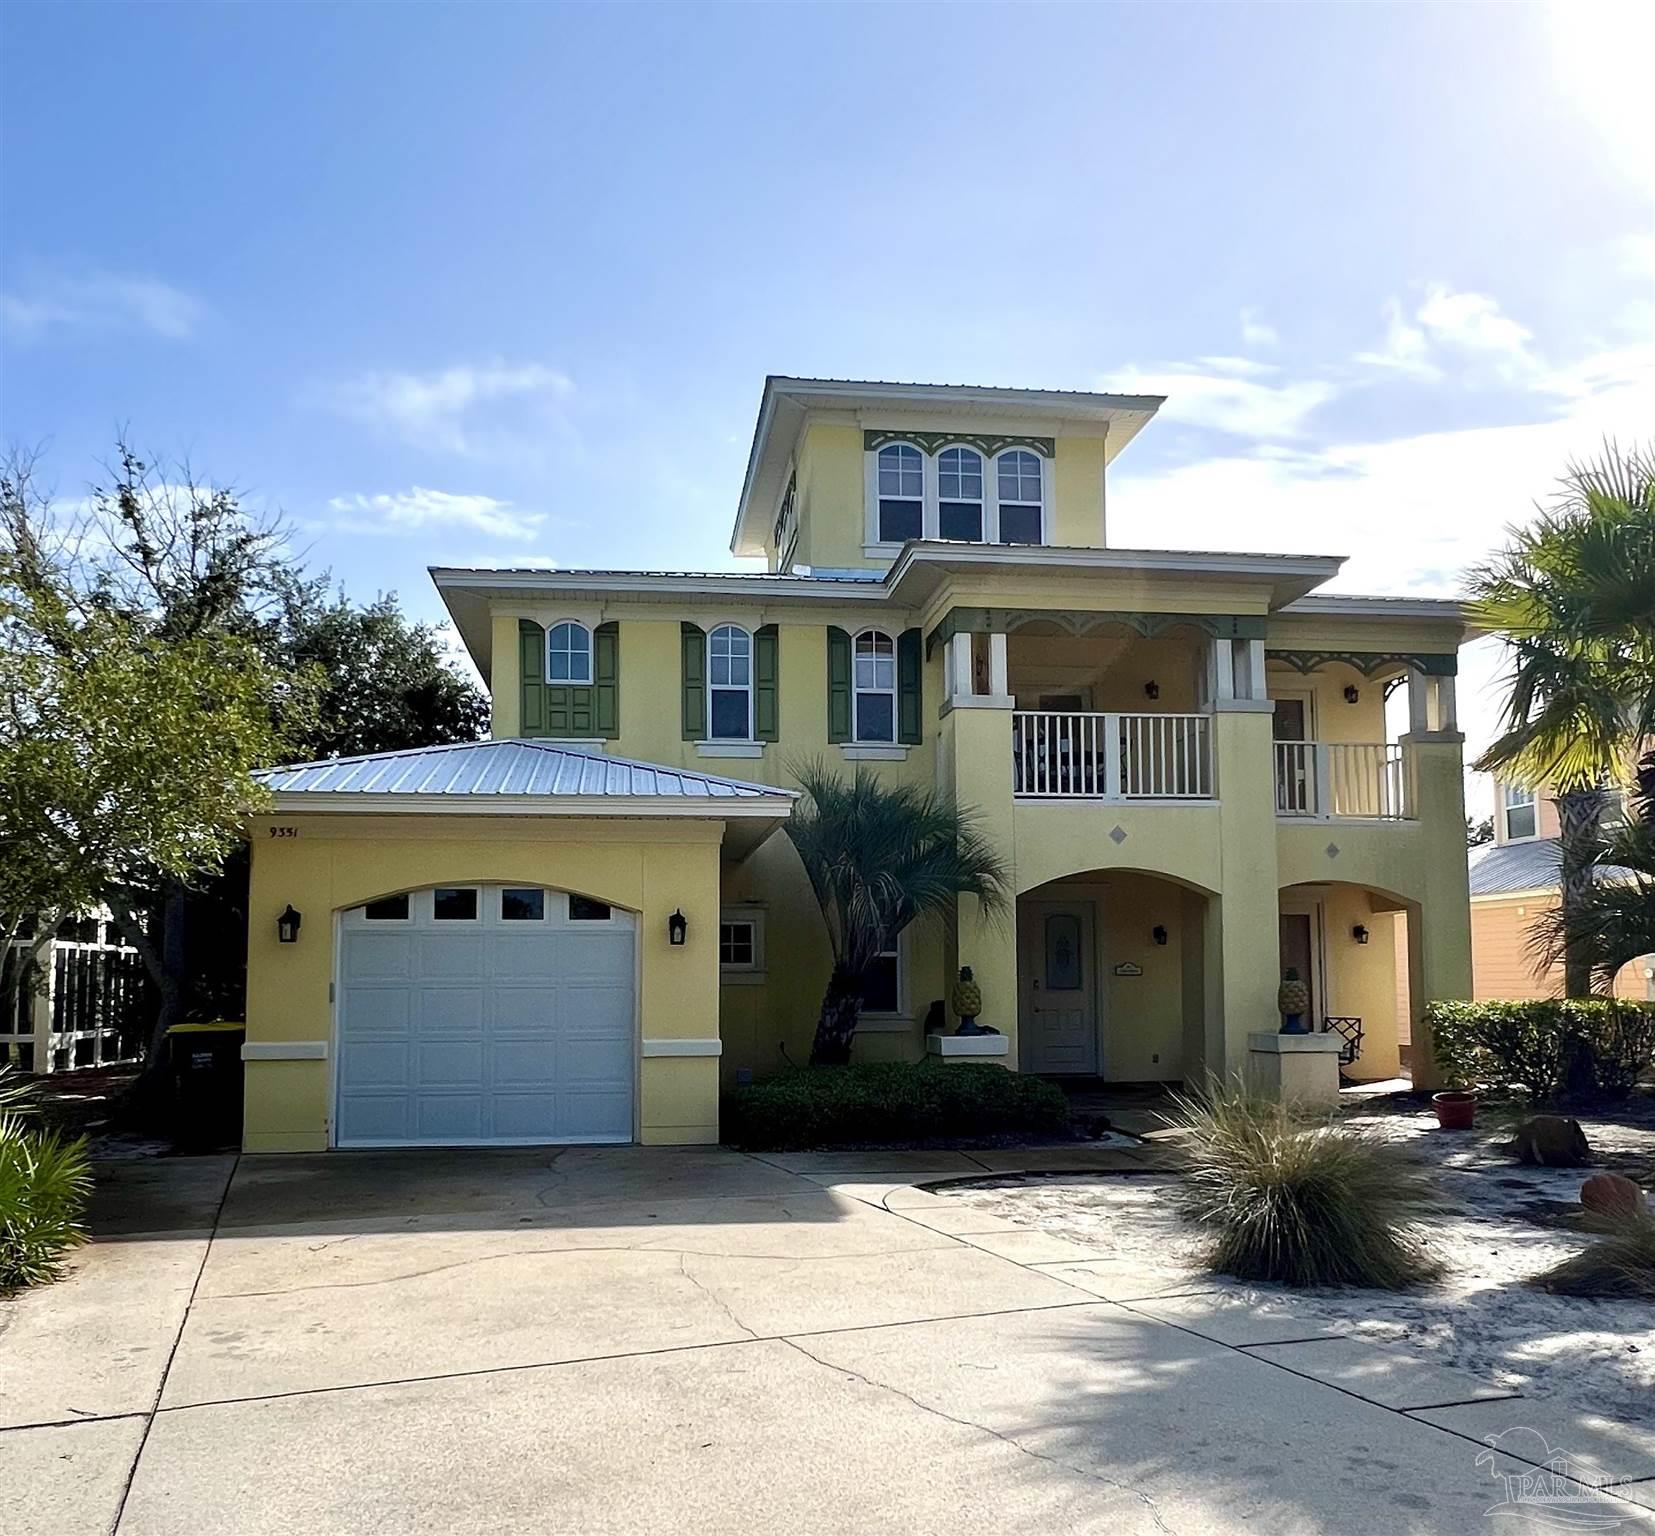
<box><xmin>0</xmin><ymin>1067</ymin><xmax>93</xmax><ymax>1290</ymax></box>
<box><xmin>1537</xmin><ymin>1217</ymin><xmax>1655</xmax><ymax>1300</ymax></box>
<box><xmin>1169</xmin><ymin>1083</ymin><xmax>1442</xmax><ymax>1290</ymax></box>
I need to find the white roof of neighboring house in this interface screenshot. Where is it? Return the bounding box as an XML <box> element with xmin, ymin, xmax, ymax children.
<box><xmin>1468</xmin><ymin>836</ymin><xmax>1640</xmax><ymax>899</ymax></box>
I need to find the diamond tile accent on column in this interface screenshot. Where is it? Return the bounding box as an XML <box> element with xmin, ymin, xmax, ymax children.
<box><xmin>1325</xmin><ymin>842</ymin><xmax>1341</xmax><ymax>859</ymax></box>
<box><xmin>1109</xmin><ymin>825</ymin><xmax>1129</xmax><ymax>845</ymax></box>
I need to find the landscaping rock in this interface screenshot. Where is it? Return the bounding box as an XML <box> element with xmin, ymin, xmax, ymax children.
<box><xmin>1509</xmin><ymin>1115</ymin><xmax>1593</xmax><ymax>1167</ymax></box>
<box><xmin>1580</xmin><ymin>1171</ymin><xmax>1648</xmax><ymax>1221</ymax></box>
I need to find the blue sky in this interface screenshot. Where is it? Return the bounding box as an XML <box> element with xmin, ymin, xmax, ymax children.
<box><xmin>2</xmin><ymin>1</ymin><xmax>1651</xmax><ymax>790</ymax></box>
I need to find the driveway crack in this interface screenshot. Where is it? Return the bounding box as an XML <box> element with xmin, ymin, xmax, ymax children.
<box><xmin>676</xmin><ymin>1253</ymin><xmax>756</xmax><ymax>1340</ymax></box>
<box><xmin>781</xmin><ymin>1336</ymin><xmax>1173</xmax><ymax>1535</ymax></box>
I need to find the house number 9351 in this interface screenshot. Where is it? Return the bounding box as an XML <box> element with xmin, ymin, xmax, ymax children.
<box><xmin>268</xmin><ymin>826</ymin><xmax>299</xmax><ymax>839</ymax></box>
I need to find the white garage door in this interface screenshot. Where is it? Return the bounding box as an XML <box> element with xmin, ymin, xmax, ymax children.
<box><xmin>336</xmin><ymin>885</ymin><xmax>635</xmax><ymax>1147</ymax></box>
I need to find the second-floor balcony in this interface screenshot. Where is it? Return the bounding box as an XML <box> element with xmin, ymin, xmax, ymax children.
<box><xmin>1013</xmin><ymin>711</ymin><xmax>1213</xmax><ymax>800</ymax></box>
<box><xmin>1274</xmin><ymin>740</ymin><xmax>1414</xmax><ymax>820</ymax></box>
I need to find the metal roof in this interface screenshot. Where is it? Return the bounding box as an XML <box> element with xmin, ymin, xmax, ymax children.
<box><xmin>1468</xmin><ymin>837</ymin><xmax>1640</xmax><ymax>898</ymax></box>
<box><xmin>257</xmin><ymin>739</ymin><xmax>794</xmax><ymax>803</ymax></box>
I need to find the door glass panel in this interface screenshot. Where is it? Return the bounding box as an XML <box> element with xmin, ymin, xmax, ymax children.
<box><xmin>1272</xmin><ymin>699</ymin><xmax>1308</xmax><ymax>741</ymax></box>
<box><xmin>1044</xmin><ymin>914</ymin><xmax>1083</xmax><ymax>991</ymax></box>
<box><xmin>569</xmin><ymin>895</ymin><xmax>612</xmax><ymax>922</ymax></box>
<box><xmin>433</xmin><ymin>888</ymin><xmax>479</xmax><ymax>921</ymax></box>
<box><xmin>362</xmin><ymin>894</ymin><xmax>409</xmax><ymax>921</ymax></box>
<box><xmin>501</xmin><ymin>888</ymin><xmax>545</xmax><ymax>921</ymax></box>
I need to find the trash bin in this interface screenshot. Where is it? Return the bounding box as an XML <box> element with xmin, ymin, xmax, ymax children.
<box><xmin>166</xmin><ymin>1021</ymin><xmax>245</xmax><ymax>1151</ymax></box>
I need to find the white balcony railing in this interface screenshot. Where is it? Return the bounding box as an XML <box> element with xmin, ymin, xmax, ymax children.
<box><xmin>1013</xmin><ymin>712</ymin><xmax>1213</xmax><ymax>800</ymax></box>
<box><xmin>1274</xmin><ymin>741</ymin><xmax>1414</xmax><ymax>820</ymax></box>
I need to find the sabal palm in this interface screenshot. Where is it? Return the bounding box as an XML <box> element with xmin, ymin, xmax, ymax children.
<box><xmin>785</xmin><ymin>763</ymin><xmax>1008</xmax><ymax>1065</ymax></box>
<box><xmin>1533</xmin><ymin>751</ymin><xmax>1655</xmax><ymax>995</ymax></box>
<box><xmin>1471</xmin><ymin>442</ymin><xmax>1655</xmax><ymax>994</ymax></box>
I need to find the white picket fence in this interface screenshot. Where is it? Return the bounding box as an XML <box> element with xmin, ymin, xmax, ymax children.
<box><xmin>2</xmin><ymin>918</ymin><xmax>149</xmax><ymax>1074</ymax></box>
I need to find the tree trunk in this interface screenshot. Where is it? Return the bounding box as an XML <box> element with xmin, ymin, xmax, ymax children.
<box><xmin>809</xmin><ymin>964</ymin><xmax>864</xmax><ymax>1066</ymax></box>
<box><xmin>1556</xmin><ymin>787</ymin><xmax>1602</xmax><ymax>998</ymax></box>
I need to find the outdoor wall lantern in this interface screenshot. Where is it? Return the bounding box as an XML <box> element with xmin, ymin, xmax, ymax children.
<box><xmin>1151</xmin><ymin>925</ymin><xmax>1168</xmax><ymax>946</ymax></box>
<box><xmin>277</xmin><ymin>905</ymin><xmax>303</xmax><ymax>944</ymax></box>
<box><xmin>668</xmin><ymin>909</ymin><xmax>688</xmax><ymax>946</ymax></box>
<box><xmin>1344</xmin><ymin>685</ymin><xmax>1361</xmax><ymax>704</ymax></box>
<box><xmin>1352</xmin><ymin>924</ymin><xmax>1370</xmax><ymax>945</ymax></box>
<box><xmin>1143</xmin><ymin>680</ymin><xmax>1160</xmax><ymax>700</ymax></box>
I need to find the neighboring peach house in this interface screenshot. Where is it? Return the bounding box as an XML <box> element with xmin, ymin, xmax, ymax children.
<box><xmin>1468</xmin><ymin>776</ymin><xmax>1654</xmax><ymax>1002</ymax></box>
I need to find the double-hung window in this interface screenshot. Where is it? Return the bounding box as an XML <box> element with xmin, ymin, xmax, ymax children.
<box><xmin>853</xmin><ymin>630</ymin><xmax>896</xmax><ymax>742</ymax></box>
<box><xmin>1502</xmin><ymin>783</ymin><xmax>1537</xmax><ymax>841</ymax></box>
<box><xmin>996</xmin><ymin>451</ymin><xmax>1043</xmax><ymax>544</ymax></box>
<box><xmin>708</xmin><ymin>625</ymin><xmax>753</xmax><ymax>740</ymax></box>
<box><xmin>876</xmin><ymin>444</ymin><xmax>924</xmax><ymax>543</ymax></box>
<box><xmin>547</xmin><ymin>621</ymin><xmax>592</xmax><ymax>683</ymax></box>
<box><xmin>937</xmin><ymin>447</ymin><xmax>984</xmax><ymax>542</ymax></box>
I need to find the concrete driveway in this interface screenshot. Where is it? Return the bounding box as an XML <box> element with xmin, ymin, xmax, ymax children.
<box><xmin>2</xmin><ymin>1146</ymin><xmax>1649</xmax><ymax>1535</ymax></box>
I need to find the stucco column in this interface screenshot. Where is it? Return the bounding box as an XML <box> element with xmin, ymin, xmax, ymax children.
<box><xmin>1402</xmin><ymin>732</ymin><xmax>1473</xmax><ymax>1091</ymax></box>
<box><xmin>1205</xmin><ymin>703</ymin><xmax>1281</xmax><ymax>1080</ymax></box>
<box><xmin>938</xmin><ymin>700</ymin><xmax>1019</xmax><ymax>1057</ymax></box>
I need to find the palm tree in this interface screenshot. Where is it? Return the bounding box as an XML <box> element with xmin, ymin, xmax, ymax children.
<box><xmin>785</xmin><ymin>763</ymin><xmax>1009</xmax><ymax>1066</ymax></box>
<box><xmin>1533</xmin><ymin>749</ymin><xmax>1655</xmax><ymax>995</ymax></box>
<box><xmin>1471</xmin><ymin>440</ymin><xmax>1655</xmax><ymax>995</ymax></box>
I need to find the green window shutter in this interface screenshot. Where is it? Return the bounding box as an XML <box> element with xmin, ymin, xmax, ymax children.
<box><xmin>754</xmin><ymin>625</ymin><xmax>779</xmax><ymax>743</ymax></box>
<box><xmin>593</xmin><ymin>622</ymin><xmax>619</xmax><ymax>737</ymax></box>
<box><xmin>546</xmin><ymin>686</ymin><xmax>573</xmax><ymax>735</ymax></box>
<box><xmin>681</xmin><ymin>622</ymin><xmax>707</xmax><ymax>741</ymax></box>
<box><xmin>519</xmin><ymin>620</ymin><xmax>548</xmax><ymax>736</ymax></box>
<box><xmin>897</xmin><ymin>628</ymin><xmax>923</xmax><ymax>745</ymax></box>
<box><xmin>826</xmin><ymin>626</ymin><xmax>852</xmax><ymax>744</ymax></box>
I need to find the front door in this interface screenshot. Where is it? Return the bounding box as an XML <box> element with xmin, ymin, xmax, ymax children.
<box><xmin>1020</xmin><ymin>903</ymin><xmax>1099</xmax><ymax>1075</ymax></box>
<box><xmin>1273</xmin><ymin>695</ymin><xmax>1312</xmax><ymax>813</ymax></box>
<box><xmin>1278</xmin><ymin>911</ymin><xmax>1318</xmax><ymax>1025</ymax></box>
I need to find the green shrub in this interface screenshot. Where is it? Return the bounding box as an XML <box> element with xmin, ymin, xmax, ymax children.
<box><xmin>723</xmin><ymin>1062</ymin><xmax>1071</xmax><ymax>1151</ymax></box>
<box><xmin>0</xmin><ymin>1067</ymin><xmax>93</xmax><ymax>1289</ymax></box>
<box><xmin>1170</xmin><ymin>1083</ymin><xmax>1442</xmax><ymax>1290</ymax></box>
<box><xmin>1536</xmin><ymin>1217</ymin><xmax>1655</xmax><ymax>1299</ymax></box>
<box><xmin>1428</xmin><ymin>999</ymin><xmax>1655</xmax><ymax>1102</ymax></box>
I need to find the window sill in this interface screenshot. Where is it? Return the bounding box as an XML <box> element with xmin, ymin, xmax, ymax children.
<box><xmin>696</xmin><ymin>742</ymin><xmax>765</xmax><ymax>758</ymax></box>
<box><xmin>720</xmin><ymin>970</ymin><xmax>767</xmax><ymax>988</ymax></box>
<box><xmin>855</xmin><ymin>1015</ymin><xmax>915</xmax><ymax>1034</ymax></box>
<box><xmin>840</xmin><ymin>743</ymin><xmax>909</xmax><ymax>762</ymax></box>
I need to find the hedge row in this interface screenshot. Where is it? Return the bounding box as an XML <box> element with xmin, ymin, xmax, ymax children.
<box><xmin>1428</xmin><ymin>999</ymin><xmax>1655</xmax><ymax>1102</ymax></box>
<box><xmin>723</xmin><ymin>1061</ymin><xmax>1072</xmax><ymax>1151</ymax></box>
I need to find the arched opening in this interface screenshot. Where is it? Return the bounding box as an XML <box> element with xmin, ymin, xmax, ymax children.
<box><xmin>1017</xmin><ymin>868</ymin><xmax>1216</xmax><ymax>1083</ymax></box>
<box><xmin>1278</xmin><ymin>879</ymin><xmax>1413</xmax><ymax>1083</ymax></box>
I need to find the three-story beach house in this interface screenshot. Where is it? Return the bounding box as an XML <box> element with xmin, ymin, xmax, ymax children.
<box><xmin>241</xmin><ymin>378</ymin><xmax>1473</xmax><ymax>1151</ymax></box>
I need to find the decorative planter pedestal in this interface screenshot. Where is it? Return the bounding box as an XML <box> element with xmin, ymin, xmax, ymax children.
<box><xmin>926</xmin><ymin>1033</ymin><xmax>1010</xmax><ymax>1063</ymax></box>
<box><xmin>1247</xmin><ymin>1031</ymin><xmax>1342</xmax><ymax>1108</ymax></box>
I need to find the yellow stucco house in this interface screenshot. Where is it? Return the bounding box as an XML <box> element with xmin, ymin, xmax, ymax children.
<box><xmin>242</xmin><ymin>378</ymin><xmax>1474</xmax><ymax>1152</ymax></box>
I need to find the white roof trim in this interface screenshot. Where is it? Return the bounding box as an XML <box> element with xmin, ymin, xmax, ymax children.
<box><xmin>1281</xmin><ymin>594</ymin><xmax>1468</xmax><ymax>620</ymax></box>
<box><xmin>264</xmin><ymin>793</ymin><xmax>791</xmax><ymax>819</ymax></box>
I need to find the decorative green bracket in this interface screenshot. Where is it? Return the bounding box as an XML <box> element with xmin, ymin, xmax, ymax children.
<box><xmin>864</xmin><ymin>429</ymin><xmax>1054</xmax><ymax>458</ymax></box>
<box><xmin>925</xmin><ymin>606</ymin><xmax>1267</xmax><ymax>658</ymax></box>
<box><xmin>1266</xmin><ymin>649</ymin><xmax>1458</xmax><ymax>678</ymax></box>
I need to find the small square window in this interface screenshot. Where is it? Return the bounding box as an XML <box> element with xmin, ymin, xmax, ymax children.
<box><xmin>878</xmin><ymin>500</ymin><xmax>923</xmax><ymax>542</ymax></box>
<box><xmin>433</xmin><ymin>888</ymin><xmax>478</xmax><ymax>921</ymax></box>
<box><xmin>862</xmin><ymin>949</ymin><xmax>900</xmax><ymax>1015</ymax></box>
<box><xmin>938</xmin><ymin>502</ymin><xmax>983</xmax><ymax>542</ymax></box>
<box><xmin>501</xmin><ymin>888</ymin><xmax>545</xmax><ymax>921</ymax></box>
<box><xmin>855</xmin><ymin>693</ymin><xmax>895</xmax><ymax>743</ymax></box>
<box><xmin>363</xmin><ymin>894</ymin><xmax>409</xmax><ymax>921</ymax></box>
<box><xmin>720</xmin><ymin>921</ymin><xmax>755</xmax><ymax>967</ymax></box>
<box><xmin>570</xmin><ymin>895</ymin><xmax>612</xmax><ymax>921</ymax></box>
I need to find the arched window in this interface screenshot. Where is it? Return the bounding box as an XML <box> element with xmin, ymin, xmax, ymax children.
<box><xmin>937</xmin><ymin>447</ymin><xmax>984</xmax><ymax>542</ymax></box>
<box><xmin>853</xmin><ymin>629</ymin><xmax>896</xmax><ymax>742</ymax></box>
<box><xmin>547</xmin><ymin>621</ymin><xmax>592</xmax><ymax>683</ymax></box>
<box><xmin>876</xmin><ymin>444</ymin><xmax>923</xmax><ymax>543</ymax></box>
<box><xmin>996</xmin><ymin>451</ymin><xmax>1044</xmax><ymax>545</ymax></box>
<box><xmin>708</xmin><ymin>624</ymin><xmax>753</xmax><ymax>740</ymax></box>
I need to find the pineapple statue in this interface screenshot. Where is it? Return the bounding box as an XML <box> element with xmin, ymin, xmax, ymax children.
<box><xmin>952</xmin><ymin>966</ymin><xmax>986</xmax><ymax>1035</ymax></box>
<box><xmin>1277</xmin><ymin>967</ymin><xmax>1310</xmax><ymax>1035</ymax></box>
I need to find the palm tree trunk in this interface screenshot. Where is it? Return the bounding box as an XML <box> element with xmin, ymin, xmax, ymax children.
<box><xmin>1556</xmin><ymin>787</ymin><xmax>1602</xmax><ymax>998</ymax></box>
<box><xmin>809</xmin><ymin>964</ymin><xmax>863</xmax><ymax>1066</ymax></box>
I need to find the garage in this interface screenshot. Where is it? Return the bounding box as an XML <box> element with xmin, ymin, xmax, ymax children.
<box><xmin>336</xmin><ymin>883</ymin><xmax>636</xmax><ymax>1147</ymax></box>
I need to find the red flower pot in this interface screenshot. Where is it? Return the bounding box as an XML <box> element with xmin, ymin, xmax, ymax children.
<box><xmin>1432</xmin><ymin>1090</ymin><xmax>1477</xmax><ymax>1130</ymax></box>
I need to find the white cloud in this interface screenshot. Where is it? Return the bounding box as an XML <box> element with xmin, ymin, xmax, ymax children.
<box><xmin>326</xmin><ymin>487</ymin><xmax>546</xmax><ymax>542</ymax></box>
<box><xmin>0</xmin><ymin>270</ymin><xmax>205</xmax><ymax>341</ymax></box>
<box><xmin>1353</xmin><ymin>297</ymin><xmax>1440</xmax><ymax>380</ymax></box>
<box><xmin>1239</xmin><ymin>307</ymin><xmax>1279</xmax><ymax>348</ymax></box>
<box><xmin>1354</xmin><ymin>286</ymin><xmax>1540</xmax><ymax>384</ymax></box>
<box><xmin>320</xmin><ymin>361</ymin><xmax>575</xmax><ymax>455</ymax></box>
<box><xmin>1105</xmin><ymin>362</ymin><xmax>1338</xmax><ymax>440</ymax></box>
